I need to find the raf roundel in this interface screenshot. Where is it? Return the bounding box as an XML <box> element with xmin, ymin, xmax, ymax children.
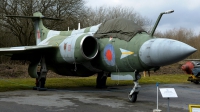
<box><xmin>103</xmin><ymin>44</ymin><xmax>115</xmax><ymax>66</ymax></box>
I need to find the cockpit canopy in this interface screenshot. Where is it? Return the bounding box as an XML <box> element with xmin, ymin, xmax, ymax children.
<box><xmin>94</xmin><ymin>18</ymin><xmax>146</xmax><ymax>41</ymax></box>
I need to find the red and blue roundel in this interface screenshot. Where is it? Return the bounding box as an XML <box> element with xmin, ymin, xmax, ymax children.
<box><xmin>103</xmin><ymin>44</ymin><xmax>115</xmax><ymax>66</ymax></box>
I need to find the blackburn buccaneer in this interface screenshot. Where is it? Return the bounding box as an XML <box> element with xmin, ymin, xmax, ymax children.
<box><xmin>2</xmin><ymin>10</ymin><xmax>196</xmax><ymax>102</ymax></box>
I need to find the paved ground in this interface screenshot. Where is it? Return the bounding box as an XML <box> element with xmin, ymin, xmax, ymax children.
<box><xmin>0</xmin><ymin>83</ymin><xmax>199</xmax><ymax>112</ymax></box>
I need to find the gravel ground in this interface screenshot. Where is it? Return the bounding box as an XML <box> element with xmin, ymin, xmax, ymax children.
<box><xmin>0</xmin><ymin>83</ymin><xmax>199</xmax><ymax>112</ymax></box>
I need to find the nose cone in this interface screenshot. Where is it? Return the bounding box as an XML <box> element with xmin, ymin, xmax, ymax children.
<box><xmin>139</xmin><ymin>38</ymin><xmax>196</xmax><ymax>66</ymax></box>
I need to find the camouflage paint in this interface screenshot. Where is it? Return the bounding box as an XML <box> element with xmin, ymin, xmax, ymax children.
<box><xmin>94</xmin><ymin>32</ymin><xmax>153</xmax><ymax>72</ymax></box>
<box><xmin>60</xmin><ymin>33</ymin><xmax>88</xmax><ymax>63</ymax></box>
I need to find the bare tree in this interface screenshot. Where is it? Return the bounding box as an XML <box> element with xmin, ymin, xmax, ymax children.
<box><xmin>0</xmin><ymin>0</ymin><xmax>86</xmax><ymax>46</ymax></box>
<box><xmin>80</xmin><ymin>6</ymin><xmax>152</xmax><ymax>31</ymax></box>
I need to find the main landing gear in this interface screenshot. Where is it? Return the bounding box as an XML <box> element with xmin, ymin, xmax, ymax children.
<box><xmin>96</xmin><ymin>72</ymin><xmax>109</xmax><ymax>89</ymax></box>
<box><xmin>33</xmin><ymin>56</ymin><xmax>47</xmax><ymax>91</ymax></box>
<box><xmin>128</xmin><ymin>71</ymin><xmax>141</xmax><ymax>102</ymax></box>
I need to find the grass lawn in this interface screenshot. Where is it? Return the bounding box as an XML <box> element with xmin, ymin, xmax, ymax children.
<box><xmin>0</xmin><ymin>74</ymin><xmax>189</xmax><ymax>92</ymax></box>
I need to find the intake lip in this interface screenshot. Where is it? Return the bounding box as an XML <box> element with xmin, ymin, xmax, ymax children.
<box><xmin>80</xmin><ymin>36</ymin><xmax>99</xmax><ymax>60</ymax></box>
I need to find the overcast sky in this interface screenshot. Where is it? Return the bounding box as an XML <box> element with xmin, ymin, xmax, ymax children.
<box><xmin>85</xmin><ymin>0</ymin><xmax>200</xmax><ymax>35</ymax></box>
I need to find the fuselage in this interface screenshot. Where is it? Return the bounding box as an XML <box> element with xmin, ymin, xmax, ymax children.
<box><xmin>92</xmin><ymin>33</ymin><xmax>153</xmax><ymax>72</ymax></box>
<box><xmin>37</xmin><ymin>24</ymin><xmax>153</xmax><ymax>75</ymax></box>
<box><xmin>36</xmin><ymin>23</ymin><xmax>196</xmax><ymax>77</ymax></box>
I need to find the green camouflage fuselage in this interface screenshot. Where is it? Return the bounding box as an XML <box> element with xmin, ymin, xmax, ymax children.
<box><xmin>36</xmin><ymin>24</ymin><xmax>154</xmax><ymax>77</ymax></box>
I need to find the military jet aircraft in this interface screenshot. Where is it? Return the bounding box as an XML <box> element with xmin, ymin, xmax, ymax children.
<box><xmin>3</xmin><ymin>10</ymin><xmax>196</xmax><ymax>102</ymax></box>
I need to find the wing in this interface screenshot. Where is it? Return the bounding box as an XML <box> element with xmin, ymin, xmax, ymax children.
<box><xmin>0</xmin><ymin>45</ymin><xmax>58</xmax><ymax>60</ymax></box>
<box><xmin>185</xmin><ymin>59</ymin><xmax>200</xmax><ymax>61</ymax></box>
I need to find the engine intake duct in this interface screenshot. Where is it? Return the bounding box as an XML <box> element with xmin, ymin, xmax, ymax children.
<box><xmin>80</xmin><ymin>36</ymin><xmax>98</xmax><ymax>60</ymax></box>
<box><xmin>73</xmin><ymin>35</ymin><xmax>98</xmax><ymax>63</ymax></box>
<box><xmin>60</xmin><ymin>34</ymin><xmax>99</xmax><ymax>64</ymax></box>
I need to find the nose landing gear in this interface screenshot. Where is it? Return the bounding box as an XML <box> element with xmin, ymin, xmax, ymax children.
<box><xmin>128</xmin><ymin>71</ymin><xmax>141</xmax><ymax>102</ymax></box>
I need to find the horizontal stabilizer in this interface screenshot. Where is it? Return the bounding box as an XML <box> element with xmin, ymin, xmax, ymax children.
<box><xmin>6</xmin><ymin>15</ymin><xmax>61</xmax><ymax>21</ymax></box>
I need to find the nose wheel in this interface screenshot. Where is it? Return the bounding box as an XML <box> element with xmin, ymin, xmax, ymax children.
<box><xmin>128</xmin><ymin>92</ymin><xmax>138</xmax><ymax>102</ymax></box>
<box><xmin>128</xmin><ymin>71</ymin><xmax>141</xmax><ymax>102</ymax></box>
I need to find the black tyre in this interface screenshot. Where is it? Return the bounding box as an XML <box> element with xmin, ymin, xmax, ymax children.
<box><xmin>128</xmin><ymin>92</ymin><xmax>138</xmax><ymax>102</ymax></box>
<box><xmin>96</xmin><ymin>72</ymin><xmax>107</xmax><ymax>88</ymax></box>
<box><xmin>37</xmin><ymin>78</ymin><xmax>47</xmax><ymax>91</ymax></box>
<box><xmin>39</xmin><ymin>78</ymin><xmax>46</xmax><ymax>88</ymax></box>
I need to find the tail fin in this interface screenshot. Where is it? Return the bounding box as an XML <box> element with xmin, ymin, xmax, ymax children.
<box><xmin>6</xmin><ymin>12</ymin><xmax>60</xmax><ymax>45</ymax></box>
